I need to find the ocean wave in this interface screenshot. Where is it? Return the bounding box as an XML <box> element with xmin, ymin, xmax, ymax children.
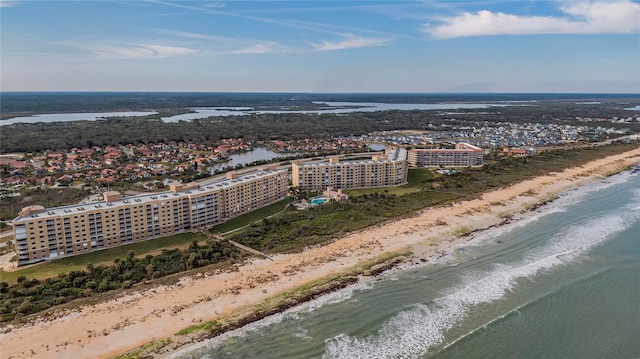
<box><xmin>292</xmin><ymin>325</ymin><xmax>312</xmax><ymax>341</ymax></box>
<box><xmin>529</xmin><ymin>213</ymin><xmax>636</xmax><ymax>262</ymax></box>
<box><xmin>550</xmin><ymin>170</ymin><xmax>634</xmax><ymax>207</ymax></box>
<box><xmin>304</xmin><ymin>281</ymin><xmax>375</xmax><ymax>313</ymax></box>
<box><xmin>168</xmin><ymin>281</ymin><xmax>376</xmax><ymax>358</ymax></box>
<box><xmin>441</xmin><ymin>265</ymin><xmax>614</xmax><ymax>353</ymax></box>
<box><xmin>465</xmin><ymin>172</ymin><xmax>635</xmax><ymax>249</ymax></box>
<box><xmin>322</xmin><ymin>209</ymin><xmax>638</xmax><ymax>359</ymax></box>
<box><xmin>172</xmin><ymin>172</ymin><xmax>638</xmax><ymax>359</ymax></box>
<box><xmin>169</xmin><ymin>310</ymin><xmax>303</xmax><ymax>359</ymax></box>
<box><xmin>466</xmin><ymin>208</ymin><xmax>560</xmax><ymax>246</ymax></box>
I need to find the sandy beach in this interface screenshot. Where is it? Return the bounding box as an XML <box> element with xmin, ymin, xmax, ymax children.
<box><xmin>2</xmin><ymin>147</ymin><xmax>640</xmax><ymax>359</ymax></box>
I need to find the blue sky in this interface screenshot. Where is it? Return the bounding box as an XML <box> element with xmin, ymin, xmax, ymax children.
<box><xmin>1</xmin><ymin>0</ymin><xmax>639</xmax><ymax>93</ymax></box>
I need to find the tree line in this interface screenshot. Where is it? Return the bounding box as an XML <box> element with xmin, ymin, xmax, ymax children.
<box><xmin>0</xmin><ymin>240</ymin><xmax>242</xmax><ymax>322</ymax></box>
<box><xmin>2</xmin><ymin>103</ymin><xmax>638</xmax><ymax>153</ymax></box>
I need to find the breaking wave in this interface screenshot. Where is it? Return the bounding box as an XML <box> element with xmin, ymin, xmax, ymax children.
<box><xmin>168</xmin><ymin>281</ymin><xmax>376</xmax><ymax>358</ymax></box>
<box><xmin>323</xmin><ymin>206</ymin><xmax>639</xmax><ymax>359</ymax></box>
<box><xmin>171</xmin><ymin>170</ymin><xmax>639</xmax><ymax>359</ymax></box>
<box><xmin>468</xmin><ymin>171</ymin><xmax>635</xmax><ymax>247</ymax></box>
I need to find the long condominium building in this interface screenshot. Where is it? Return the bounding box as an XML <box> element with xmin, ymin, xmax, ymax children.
<box><xmin>11</xmin><ymin>168</ymin><xmax>288</xmax><ymax>266</ymax></box>
<box><xmin>292</xmin><ymin>148</ymin><xmax>408</xmax><ymax>191</ymax></box>
<box><xmin>408</xmin><ymin>143</ymin><xmax>484</xmax><ymax>168</ymax></box>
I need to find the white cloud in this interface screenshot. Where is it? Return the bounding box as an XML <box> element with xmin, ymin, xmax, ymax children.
<box><xmin>426</xmin><ymin>0</ymin><xmax>640</xmax><ymax>39</ymax></box>
<box><xmin>560</xmin><ymin>1</ymin><xmax>640</xmax><ymax>33</ymax></box>
<box><xmin>0</xmin><ymin>0</ymin><xmax>19</xmax><ymax>7</ymax></box>
<box><xmin>203</xmin><ymin>2</ymin><xmax>226</xmax><ymax>9</ymax></box>
<box><xmin>230</xmin><ymin>42</ymin><xmax>288</xmax><ymax>54</ymax></box>
<box><xmin>154</xmin><ymin>29</ymin><xmax>237</xmax><ymax>42</ymax></box>
<box><xmin>153</xmin><ymin>29</ymin><xmax>289</xmax><ymax>55</ymax></box>
<box><xmin>93</xmin><ymin>44</ymin><xmax>197</xmax><ymax>59</ymax></box>
<box><xmin>309</xmin><ymin>33</ymin><xmax>391</xmax><ymax>51</ymax></box>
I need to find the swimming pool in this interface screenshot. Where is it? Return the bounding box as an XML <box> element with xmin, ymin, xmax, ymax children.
<box><xmin>310</xmin><ymin>197</ymin><xmax>327</xmax><ymax>206</ymax></box>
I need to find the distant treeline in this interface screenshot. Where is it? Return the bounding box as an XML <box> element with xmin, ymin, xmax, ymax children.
<box><xmin>0</xmin><ymin>92</ymin><xmax>320</xmax><ymax>114</ymax></box>
<box><xmin>3</xmin><ymin>92</ymin><xmax>639</xmax><ymax>113</ymax></box>
<box><xmin>1</xmin><ymin>100</ymin><xmax>638</xmax><ymax>153</ymax></box>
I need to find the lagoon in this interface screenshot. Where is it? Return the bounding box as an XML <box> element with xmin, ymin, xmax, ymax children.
<box><xmin>208</xmin><ymin>147</ymin><xmax>298</xmax><ymax>173</ymax></box>
<box><xmin>2</xmin><ymin>102</ymin><xmax>512</xmax><ymax>125</ymax></box>
<box><xmin>162</xmin><ymin>102</ymin><xmax>509</xmax><ymax>122</ymax></box>
<box><xmin>0</xmin><ymin>111</ymin><xmax>157</xmax><ymax>126</ymax></box>
<box><xmin>161</xmin><ymin>107</ymin><xmax>253</xmax><ymax>122</ymax></box>
<box><xmin>312</xmin><ymin>101</ymin><xmax>508</xmax><ymax>112</ymax></box>
<box><xmin>208</xmin><ymin>144</ymin><xmax>384</xmax><ymax>174</ymax></box>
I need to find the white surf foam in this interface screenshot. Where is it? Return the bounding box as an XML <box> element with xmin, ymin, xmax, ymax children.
<box><xmin>168</xmin><ymin>280</ymin><xmax>376</xmax><ymax>358</ymax></box>
<box><xmin>464</xmin><ymin>171</ymin><xmax>635</xmax><ymax>249</ymax></box>
<box><xmin>304</xmin><ymin>280</ymin><xmax>375</xmax><ymax>313</ymax></box>
<box><xmin>322</xmin><ymin>207</ymin><xmax>639</xmax><ymax>359</ymax></box>
<box><xmin>549</xmin><ymin>170</ymin><xmax>634</xmax><ymax>207</ymax></box>
<box><xmin>172</xmin><ymin>172</ymin><xmax>639</xmax><ymax>359</ymax></box>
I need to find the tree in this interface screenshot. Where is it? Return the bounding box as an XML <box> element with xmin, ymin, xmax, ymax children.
<box><xmin>145</xmin><ymin>264</ymin><xmax>155</xmax><ymax>278</ymax></box>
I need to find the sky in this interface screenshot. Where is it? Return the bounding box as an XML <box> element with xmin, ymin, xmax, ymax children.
<box><xmin>1</xmin><ymin>0</ymin><xmax>639</xmax><ymax>93</ymax></box>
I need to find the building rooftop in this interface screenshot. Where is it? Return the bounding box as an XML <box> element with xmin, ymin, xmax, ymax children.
<box><xmin>295</xmin><ymin>148</ymin><xmax>406</xmax><ymax>168</ymax></box>
<box><xmin>12</xmin><ymin>168</ymin><xmax>287</xmax><ymax>223</ymax></box>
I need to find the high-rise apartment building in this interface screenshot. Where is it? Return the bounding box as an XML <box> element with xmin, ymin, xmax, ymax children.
<box><xmin>407</xmin><ymin>143</ymin><xmax>484</xmax><ymax>167</ymax></box>
<box><xmin>11</xmin><ymin>168</ymin><xmax>288</xmax><ymax>266</ymax></box>
<box><xmin>291</xmin><ymin>148</ymin><xmax>408</xmax><ymax>191</ymax></box>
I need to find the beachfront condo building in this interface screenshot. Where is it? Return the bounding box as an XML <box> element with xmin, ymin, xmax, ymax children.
<box><xmin>407</xmin><ymin>143</ymin><xmax>484</xmax><ymax>168</ymax></box>
<box><xmin>291</xmin><ymin>148</ymin><xmax>408</xmax><ymax>191</ymax></box>
<box><xmin>11</xmin><ymin>168</ymin><xmax>288</xmax><ymax>266</ymax></box>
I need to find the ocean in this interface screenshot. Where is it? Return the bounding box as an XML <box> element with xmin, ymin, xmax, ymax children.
<box><xmin>170</xmin><ymin>169</ymin><xmax>640</xmax><ymax>359</ymax></box>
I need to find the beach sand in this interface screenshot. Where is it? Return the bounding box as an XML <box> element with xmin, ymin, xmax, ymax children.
<box><xmin>2</xmin><ymin>147</ymin><xmax>640</xmax><ymax>359</ymax></box>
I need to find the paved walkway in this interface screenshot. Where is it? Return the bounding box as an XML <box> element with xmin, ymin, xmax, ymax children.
<box><xmin>0</xmin><ymin>250</ymin><xmax>17</xmax><ymax>272</ymax></box>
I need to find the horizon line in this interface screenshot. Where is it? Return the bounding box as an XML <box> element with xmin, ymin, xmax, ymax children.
<box><xmin>2</xmin><ymin>91</ymin><xmax>639</xmax><ymax>95</ymax></box>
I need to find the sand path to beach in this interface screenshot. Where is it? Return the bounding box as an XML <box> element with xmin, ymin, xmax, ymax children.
<box><xmin>2</xmin><ymin>147</ymin><xmax>639</xmax><ymax>359</ymax></box>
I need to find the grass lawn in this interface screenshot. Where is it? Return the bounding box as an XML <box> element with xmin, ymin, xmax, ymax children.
<box><xmin>1</xmin><ymin>200</ymin><xmax>293</xmax><ymax>284</ymax></box>
<box><xmin>209</xmin><ymin>199</ymin><xmax>292</xmax><ymax>235</ymax></box>
<box><xmin>345</xmin><ymin>168</ymin><xmax>438</xmax><ymax>197</ymax></box>
<box><xmin>406</xmin><ymin>167</ymin><xmax>439</xmax><ymax>187</ymax></box>
<box><xmin>0</xmin><ymin>234</ymin><xmax>14</xmax><ymax>244</ymax></box>
<box><xmin>1</xmin><ymin>232</ymin><xmax>207</xmax><ymax>284</ymax></box>
<box><xmin>345</xmin><ymin>186</ymin><xmax>419</xmax><ymax>197</ymax></box>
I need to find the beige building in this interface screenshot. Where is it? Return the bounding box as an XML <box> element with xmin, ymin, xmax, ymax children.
<box><xmin>11</xmin><ymin>168</ymin><xmax>288</xmax><ymax>266</ymax></box>
<box><xmin>408</xmin><ymin>143</ymin><xmax>484</xmax><ymax>167</ymax></box>
<box><xmin>292</xmin><ymin>148</ymin><xmax>408</xmax><ymax>191</ymax></box>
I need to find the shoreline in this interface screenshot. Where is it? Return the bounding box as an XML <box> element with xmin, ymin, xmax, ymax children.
<box><xmin>1</xmin><ymin>147</ymin><xmax>640</xmax><ymax>359</ymax></box>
